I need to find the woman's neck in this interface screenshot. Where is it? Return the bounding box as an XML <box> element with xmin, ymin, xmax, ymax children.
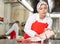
<box><xmin>39</xmin><ymin>15</ymin><xmax>46</xmax><ymax>20</ymax></box>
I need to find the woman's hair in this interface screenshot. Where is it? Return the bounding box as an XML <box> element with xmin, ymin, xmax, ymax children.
<box><xmin>37</xmin><ymin>1</ymin><xmax>48</xmax><ymax>11</ymax></box>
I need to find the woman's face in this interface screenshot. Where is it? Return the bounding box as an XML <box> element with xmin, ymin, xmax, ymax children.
<box><xmin>38</xmin><ymin>4</ymin><xmax>48</xmax><ymax>16</ymax></box>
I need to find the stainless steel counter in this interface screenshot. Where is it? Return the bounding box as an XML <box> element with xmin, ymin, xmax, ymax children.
<box><xmin>0</xmin><ymin>39</ymin><xmax>41</xmax><ymax>44</ymax></box>
<box><xmin>0</xmin><ymin>39</ymin><xmax>17</xmax><ymax>44</ymax></box>
<box><xmin>0</xmin><ymin>39</ymin><xmax>60</xmax><ymax>44</ymax></box>
<box><xmin>49</xmin><ymin>39</ymin><xmax>60</xmax><ymax>44</ymax></box>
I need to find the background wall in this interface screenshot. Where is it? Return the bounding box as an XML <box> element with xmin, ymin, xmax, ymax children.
<box><xmin>0</xmin><ymin>0</ymin><xmax>5</xmax><ymax>35</ymax></box>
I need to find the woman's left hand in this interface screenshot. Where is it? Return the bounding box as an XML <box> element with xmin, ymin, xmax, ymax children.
<box><xmin>44</xmin><ymin>28</ymin><xmax>48</xmax><ymax>31</ymax></box>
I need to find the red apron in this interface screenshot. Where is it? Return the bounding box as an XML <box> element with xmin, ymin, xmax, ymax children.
<box><xmin>10</xmin><ymin>30</ymin><xmax>16</xmax><ymax>39</ymax></box>
<box><xmin>24</xmin><ymin>21</ymin><xmax>48</xmax><ymax>39</ymax></box>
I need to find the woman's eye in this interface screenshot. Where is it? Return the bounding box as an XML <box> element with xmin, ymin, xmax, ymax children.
<box><xmin>39</xmin><ymin>7</ymin><xmax>47</xmax><ymax>10</ymax></box>
<box><xmin>44</xmin><ymin>7</ymin><xmax>47</xmax><ymax>9</ymax></box>
<box><xmin>39</xmin><ymin>8</ymin><xmax>42</xmax><ymax>10</ymax></box>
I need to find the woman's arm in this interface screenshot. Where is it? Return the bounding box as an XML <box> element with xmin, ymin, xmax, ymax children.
<box><xmin>24</xmin><ymin>14</ymin><xmax>37</xmax><ymax>37</ymax></box>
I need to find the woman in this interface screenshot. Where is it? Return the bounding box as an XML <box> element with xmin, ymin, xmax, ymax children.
<box><xmin>24</xmin><ymin>1</ymin><xmax>53</xmax><ymax>42</ymax></box>
<box><xmin>5</xmin><ymin>21</ymin><xmax>19</xmax><ymax>39</ymax></box>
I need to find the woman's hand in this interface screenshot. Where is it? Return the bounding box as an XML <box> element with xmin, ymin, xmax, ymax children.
<box><xmin>35</xmin><ymin>34</ymin><xmax>40</xmax><ymax>37</ymax></box>
<box><xmin>44</xmin><ymin>28</ymin><xmax>48</xmax><ymax>31</ymax></box>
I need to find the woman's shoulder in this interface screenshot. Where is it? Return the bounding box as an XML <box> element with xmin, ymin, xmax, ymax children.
<box><xmin>46</xmin><ymin>16</ymin><xmax>52</xmax><ymax>22</ymax></box>
<box><xmin>47</xmin><ymin>16</ymin><xmax>52</xmax><ymax>20</ymax></box>
<box><xmin>46</xmin><ymin>13</ymin><xmax>52</xmax><ymax>20</ymax></box>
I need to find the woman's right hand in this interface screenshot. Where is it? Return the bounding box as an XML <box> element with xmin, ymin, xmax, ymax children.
<box><xmin>35</xmin><ymin>34</ymin><xmax>40</xmax><ymax>37</ymax></box>
<box><xmin>35</xmin><ymin>34</ymin><xmax>46</xmax><ymax>40</ymax></box>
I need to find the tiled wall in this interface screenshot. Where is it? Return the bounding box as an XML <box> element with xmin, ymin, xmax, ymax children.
<box><xmin>0</xmin><ymin>0</ymin><xmax>5</xmax><ymax>35</ymax></box>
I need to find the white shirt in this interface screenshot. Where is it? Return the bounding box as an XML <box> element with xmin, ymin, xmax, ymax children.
<box><xmin>5</xmin><ymin>23</ymin><xmax>19</xmax><ymax>38</ymax></box>
<box><xmin>24</xmin><ymin>13</ymin><xmax>53</xmax><ymax>37</ymax></box>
